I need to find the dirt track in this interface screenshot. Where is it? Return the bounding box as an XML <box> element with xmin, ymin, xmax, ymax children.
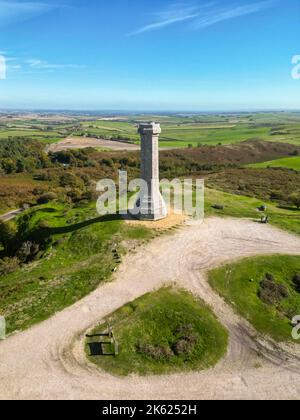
<box><xmin>0</xmin><ymin>217</ymin><xmax>300</xmax><ymax>400</ymax></box>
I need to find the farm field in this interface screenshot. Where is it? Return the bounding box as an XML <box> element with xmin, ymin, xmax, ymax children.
<box><xmin>75</xmin><ymin>112</ymin><xmax>300</xmax><ymax>148</ymax></box>
<box><xmin>1</xmin><ymin>111</ymin><xmax>300</xmax><ymax>149</ymax></box>
<box><xmin>248</xmin><ymin>156</ymin><xmax>300</xmax><ymax>171</ymax></box>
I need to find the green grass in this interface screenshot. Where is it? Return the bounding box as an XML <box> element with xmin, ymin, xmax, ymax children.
<box><xmin>0</xmin><ymin>129</ymin><xmax>62</xmax><ymax>139</ymax></box>
<box><xmin>85</xmin><ymin>287</ymin><xmax>228</xmax><ymax>376</ymax></box>
<box><xmin>248</xmin><ymin>156</ymin><xmax>300</xmax><ymax>171</ymax></box>
<box><xmin>76</xmin><ymin>113</ymin><xmax>300</xmax><ymax>148</ymax></box>
<box><xmin>209</xmin><ymin>255</ymin><xmax>300</xmax><ymax>342</ymax></box>
<box><xmin>205</xmin><ymin>188</ymin><xmax>300</xmax><ymax>236</ymax></box>
<box><xmin>0</xmin><ymin>202</ymin><xmax>154</xmax><ymax>334</ymax></box>
<box><xmin>2</xmin><ymin>186</ymin><xmax>300</xmax><ymax>336</ymax></box>
<box><xmin>1</xmin><ymin>112</ymin><xmax>300</xmax><ymax>148</ymax></box>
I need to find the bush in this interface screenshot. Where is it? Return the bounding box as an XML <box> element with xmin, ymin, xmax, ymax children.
<box><xmin>0</xmin><ymin>220</ymin><xmax>17</xmax><ymax>253</ymax></box>
<box><xmin>266</xmin><ymin>273</ymin><xmax>275</xmax><ymax>281</ymax></box>
<box><xmin>17</xmin><ymin>241</ymin><xmax>40</xmax><ymax>263</ymax></box>
<box><xmin>37</xmin><ymin>192</ymin><xmax>57</xmax><ymax>204</ymax></box>
<box><xmin>101</xmin><ymin>158</ymin><xmax>114</xmax><ymax>168</ymax></box>
<box><xmin>59</xmin><ymin>172</ymin><xmax>85</xmax><ymax>189</ymax></box>
<box><xmin>173</xmin><ymin>324</ymin><xmax>198</xmax><ymax>356</ymax></box>
<box><xmin>136</xmin><ymin>343</ymin><xmax>174</xmax><ymax>360</ymax></box>
<box><xmin>292</xmin><ymin>274</ymin><xmax>300</xmax><ymax>293</ymax></box>
<box><xmin>289</xmin><ymin>193</ymin><xmax>300</xmax><ymax>210</ymax></box>
<box><xmin>212</xmin><ymin>204</ymin><xmax>224</xmax><ymax>210</ymax></box>
<box><xmin>0</xmin><ymin>257</ymin><xmax>20</xmax><ymax>275</ymax></box>
<box><xmin>259</xmin><ymin>276</ymin><xmax>289</xmax><ymax>305</ymax></box>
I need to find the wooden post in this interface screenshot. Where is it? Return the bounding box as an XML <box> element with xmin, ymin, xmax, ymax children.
<box><xmin>108</xmin><ymin>324</ymin><xmax>113</xmax><ymax>338</ymax></box>
<box><xmin>114</xmin><ymin>340</ymin><xmax>119</xmax><ymax>356</ymax></box>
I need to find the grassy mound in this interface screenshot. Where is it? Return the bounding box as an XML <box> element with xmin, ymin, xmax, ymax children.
<box><xmin>85</xmin><ymin>287</ymin><xmax>228</xmax><ymax>376</ymax></box>
<box><xmin>205</xmin><ymin>188</ymin><xmax>300</xmax><ymax>236</ymax></box>
<box><xmin>0</xmin><ymin>202</ymin><xmax>153</xmax><ymax>334</ymax></box>
<box><xmin>209</xmin><ymin>255</ymin><xmax>300</xmax><ymax>342</ymax></box>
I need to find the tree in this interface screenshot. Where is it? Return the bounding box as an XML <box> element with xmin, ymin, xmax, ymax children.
<box><xmin>59</xmin><ymin>172</ymin><xmax>84</xmax><ymax>189</ymax></box>
<box><xmin>37</xmin><ymin>192</ymin><xmax>57</xmax><ymax>205</ymax></box>
<box><xmin>289</xmin><ymin>193</ymin><xmax>300</xmax><ymax>210</ymax></box>
<box><xmin>1</xmin><ymin>158</ymin><xmax>16</xmax><ymax>174</ymax></box>
<box><xmin>0</xmin><ymin>220</ymin><xmax>17</xmax><ymax>253</ymax></box>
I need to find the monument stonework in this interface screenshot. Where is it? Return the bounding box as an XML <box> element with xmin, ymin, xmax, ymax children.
<box><xmin>132</xmin><ymin>122</ymin><xmax>168</xmax><ymax>221</ymax></box>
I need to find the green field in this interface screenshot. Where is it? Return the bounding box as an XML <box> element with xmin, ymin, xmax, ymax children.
<box><xmin>86</xmin><ymin>287</ymin><xmax>228</xmax><ymax>376</ymax></box>
<box><xmin>248</xmin><ymin>156</ymin><xmax>300</xmax><ymax>171</ymax></box>
<box><xmin>209</xmin><ymin>255</ymin><xmax>300</xmax><ymax>342</ymax></box>
<box><xmin>76</xmin><ymin>112</ymin><xmax>300</xmax><ymax>148</ymax></box>
<box><xmin>1</xmin><ymin>112</ymin><xmax>300</xmax><ymax>148</ymax></box>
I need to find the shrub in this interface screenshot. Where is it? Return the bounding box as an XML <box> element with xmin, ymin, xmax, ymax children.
<box><xmin>59</xmin><ymin>172</ymin><xmax>84</xmax><ymax>189</ymax></box>
<box><xmin>37</xmin><ymin>192</ymin><xmax>57</xmax><ymax>204</ymax></box>
<box><xmin>136</xmin><ymin>343</ymin><xmax>174</xmax><ymax>360</ymax></box>
<box><xmin>17</xmin><ymin>241</ymin><xmax>40</xmax><ymax>263</ymax></box>
<box><xmin>289</xmin><ymin>193</ymin><xmax>300</xmax><ymax>210</ymax></box>
<box><xmin>292</xmin><ymin>274</ymin><xmax>300</xmax><ymax>293</ymax></box>
<box><xmin>173</xmin><ymin>324</ymin><xmax>198</xmax><ymax>356</ymax></box>
<box><xmin>212</xmin><ymin>204</ymin><xmax>224</xmax><ymax>210</ymax></box>
<box><xmin>38</xmin><ymin>220</ymin><xmax>51</xmax><ymax>229</ymax></box>
<box><xmin>173</xmin><ymin>338</ymin><xmax>196</xmax><ymax>356</ymax></box>
<box><xmin>0</xmin><ymin>257</ymin><xmax>20</xmax><ymax>275</ymax></box>
<box><xmin>259</xmin><ymin>276</ymin><xmax>289</xmax><ymax>305</ymax></box>
<box><xmin>0</xmin><ymin>220</ymin><xmax>17</xmax><ymax>253</ymax></box>
<box><xmin>101</xmin><ymin>158</ymin><xmax>114</xmax><ymax>168</ymax></box>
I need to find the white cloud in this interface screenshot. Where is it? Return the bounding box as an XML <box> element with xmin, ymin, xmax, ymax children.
<box><xmin>0</xmin><ymin>1</ymin><xmax>58</xmax><ymax>27</ymax></box>
<box><xmin>130</xmin><ymin>4</ymin><xmax>201</xmax><ymax>35</ymax></box>
<box><xmin>131</xmin><ymin>1</ymin><xmax>273</xmax><ymax>35</ymax></box>
<box><xmin>191</xmin><ymin>1</ymin><xmax>273</xmax><ymax>29</ymax></box>
<box><xmin>26</xmin><ymin>59</ymin><xmax>86</xmax><ymax>70</ymax></box>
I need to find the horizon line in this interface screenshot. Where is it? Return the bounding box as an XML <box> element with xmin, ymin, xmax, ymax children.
<box><xmin>0</xmin><ymin>108</ymin><xmax>300</xmax><ymax>114</ymax></box>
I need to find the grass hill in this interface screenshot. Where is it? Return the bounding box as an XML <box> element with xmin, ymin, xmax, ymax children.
<box><xmin>248</xmin><ymin>156</ymin><xmax>300</xmax><ymax>171</ymax></box>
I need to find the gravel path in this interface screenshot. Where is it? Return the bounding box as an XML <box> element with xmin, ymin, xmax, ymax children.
<box><xmin>1</xmin><ymin>217</ymin><xmax>300</xmax><ymax>400</ymax></box>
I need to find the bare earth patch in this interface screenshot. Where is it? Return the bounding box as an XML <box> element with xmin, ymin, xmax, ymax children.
<box><xmin>45</xmin><ymin>136</ymin><xmax>140</xmax><ymax>153</ymax></box>
<box><xmin>1</xmin><ymin>217</ymin><xmax>300</xmax><ymax>400</ymax></box>
<box><xmin>124</xmin><ymin>208</ymin><xmax>187</xmax><ymax>230</ymax></box>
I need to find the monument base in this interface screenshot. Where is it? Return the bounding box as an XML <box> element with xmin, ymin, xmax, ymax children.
<box><xmin>130</xmin><ymin>192</ymin><xmax>168</xmax><ymax>221</ymax></box>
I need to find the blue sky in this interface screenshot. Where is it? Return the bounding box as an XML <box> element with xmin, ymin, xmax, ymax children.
<box><xmin>0</xmin><ymin>0</ymin><xmax>299</xmax><ymax>111</ymax></box>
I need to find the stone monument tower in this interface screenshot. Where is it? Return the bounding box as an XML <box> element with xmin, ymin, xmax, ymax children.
<box><xmin>132</xmin><ymin>122</ymin><xmax>168</xmax><ymax>221</ymax></box>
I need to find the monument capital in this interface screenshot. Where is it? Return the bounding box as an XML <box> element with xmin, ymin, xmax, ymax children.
<box><xmin>138</xmin><ymin>122</ymin><xmax>161</xmax><ymax>136</ymax></box>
